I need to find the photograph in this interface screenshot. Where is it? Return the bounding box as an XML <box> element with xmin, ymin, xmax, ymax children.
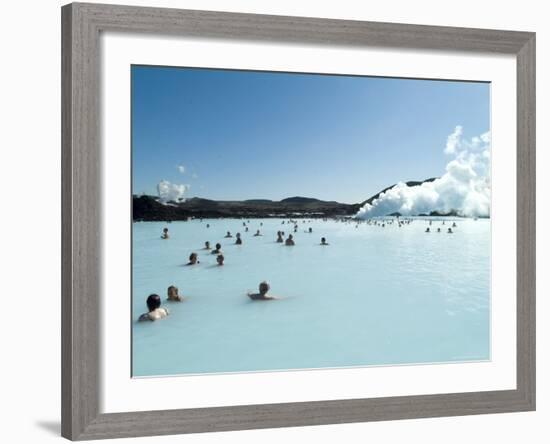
<box><xmin>131</xmin><ymin>65</ymin><xmax>491</xmax><ymax>377</ymax></box>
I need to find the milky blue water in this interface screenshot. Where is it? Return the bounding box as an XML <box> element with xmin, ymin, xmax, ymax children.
<box><xmin>132</xmin><ymin>217</ymin><xmax>490</xmax><ymax>377</ymax></box>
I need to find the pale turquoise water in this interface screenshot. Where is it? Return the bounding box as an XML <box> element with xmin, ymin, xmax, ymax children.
<box><xmin>132</xmin><ymin>217</ymin><xmax>490</xmax><ymax>377</ymax></box>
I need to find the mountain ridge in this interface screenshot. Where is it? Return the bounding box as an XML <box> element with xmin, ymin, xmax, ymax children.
<box><xmin>132</xmin><ymin>177</ymin><xmax>444</xmax><ymax>221</ymax></box>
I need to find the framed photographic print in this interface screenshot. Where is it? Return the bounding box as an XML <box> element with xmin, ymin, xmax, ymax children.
<box><xmin>61</xmin><ymin>2</ymin><xmax>536</xmax><ymax>440</ymax></box>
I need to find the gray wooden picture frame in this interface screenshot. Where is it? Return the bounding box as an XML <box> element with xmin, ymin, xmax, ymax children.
<box><xmin>61</xmin><ymin>2</ymin><xmax>536</xmax><ymax>440</ymax></box>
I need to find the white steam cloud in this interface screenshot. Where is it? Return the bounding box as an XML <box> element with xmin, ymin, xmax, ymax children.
<box><xmin>177</xmin><ymin>165</ymin><xmax>186</xmax><ymax>174</ymax></box>
<box><xmin>157</xmin><ymin>180</ymin><xmax>189</xmax><ymax>203</ymax></box>
<box><xmin>357</xmin><ymin>126</ymin><xmax>491</xmax><ymax>218</ymax></box>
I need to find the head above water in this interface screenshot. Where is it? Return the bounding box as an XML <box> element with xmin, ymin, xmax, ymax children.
<box><xmin>163</xmin><ymin>228</ymin><xmax>168</xmax><ymax>233</ymax></box>
<box><xmin>215</xmin><ymin>243</ymin><xmax>221</xmax><ymax>250</ymax></box>
<box><xmin>205</xmin><ymin>241</ymin><xmax>210</xmax><ymax>248</ymax></box>
<box><xmin>321</xmin><ymin>237</ymin><xmax>326</xmax><ymax>244</ymax></box>
<box><xmin>259</xmin><ymin>281</ymin><xmax>270</xmax><ymax>295</ymax></box>
<box><xmin>217</xmin><ymin>254</ymin><xmax>225</xmax><ymax>265</ymax></box>
<box><xmin>167</xmin><ymin>285</ymin><xmax>178</xmax><ymax>297</ymax></box>
<box><xmin>146</xmin><ymin>294</ymin><xmax>161</xmax><ymax>312</ymax></box>
<box><xmin>189</xmin><ymin>252</ymin><xmax>198</xmax><ymax>262</ymax></box>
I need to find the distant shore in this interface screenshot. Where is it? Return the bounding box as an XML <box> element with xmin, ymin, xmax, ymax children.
<box><xmin>133</xmin><ymin>195</ymin><xmax>361</xmax><ymax>221</ymax></box>
<box><xmin>132</xmin><ymin>195</ymin><xmax>486</xmax><ymax>222</ymax></box>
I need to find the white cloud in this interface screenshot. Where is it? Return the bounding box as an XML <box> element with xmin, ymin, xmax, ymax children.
<box><xmin>357</xmin><ymin>126</ymin><xmax>491</xmax><ymax>218</ymax></box>
<box><xmin>444</xmin><ymin>125</ymin><xmax>463</xmax><ymax>155</ymax></box>
<box><xmin>177</xmin><ymin>165</ymin><xmax>185</xmax><ymax>174</ymax></box>
<box><xmin>157</xmin><ymin>180</ymin><xmax>189</xmax><ymax>203</ymax></box>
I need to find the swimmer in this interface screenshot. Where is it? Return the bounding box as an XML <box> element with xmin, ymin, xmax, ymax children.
<box><xmin>448</xmin><ymin>228</ymin><xmax>453</xmax><ymax>233</ymax></box>
<box><xmin>254</xmin><ymin>230</ymin><xmax>262</xmax><ymax>237</ymax></box>
<box><xmin>235</xmin><ymin>233</ymin><xmax>242</xmax><ymax>245</ymax></box>
<box><xmin>320</xmin><ymin>237</ymin><xmax>329</xmax><ymax>246</ymax></box>
<box><xmin>437</xmin><ymin>228</ymin><xmax>441</xmax><ymax>233</ymax></box>
<box><xmin>206</xmin><ymin>224</ymin><xmax>210</xmax><ymax>228</ymax></box>
<box><xmin>452</xmin><ymin>222</ymin><xmax>457</xmax><ymax>228</ymax></box>
<box><xmin>293</xmin><ymin>225</ymin><xmax>298</xmax><ymax>233</ymax></box>
<box><xmin>216</xmin><ymin>254</ymin><xmax>225</xmax><ymax>266</ymax></box>
<box><xmin>212</xmin><ymin>243</ymin><xmax>222</xmax><ymax>254</ymax></box>
<box><xmin>167</xmin><ymin>285</ymin><xmax>184</xmax><ymax>302</ymax></box>
<box><xmin>138</xmin><ymin>294</ymin><xmax>169</xmax><ymax>322</ymax></box>
<box><xmin>224</xmin><ymin>231</ymin><xmax>233</xmax><ymax>238</ymax></box>
<box><xmin>247</xmin><ymin>281</ymin><xmax>276</xmax><ymax>301</ymax></box>
<box><xmin>187</xmin><ymin>252</ymin><xmax>199</xmax><ymax>265</ymax></box>
<box><xmin>161</xmin><ymin>228</ymin><xmax>169</xmax><ymax>239</ymax></box>
<box><xmin>285</xmin><ymin>234</ymin><xmax>295</xmax><ymax>246</ymax></box>
<box><xmin>425</xmin><ymin>227</ymin><xmax>430</xmax><ymax>233</ymax></box>
<box><xmin>276</xmin><ymin>231</ymin><xmax>284</xmax><ymax>243</ymax></box>
<box><xmin>245</xmin><ymin>227</ymin><xmax>249</xmax><ymax>232</ymax></box>
<box><xmin>308</xmin><ymin>227</ymin><xmax>313</xmax><ymax>233</ymax></box>
<box><xmin>204</xmin><ymin>241</ymin><xmax>211</xmax><ymax>250</ymax></box>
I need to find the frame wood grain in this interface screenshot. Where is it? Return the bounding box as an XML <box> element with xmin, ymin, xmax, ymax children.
<box><xmin>61</xmin><ymin>2</ymin><xmax>536</xmax><ymax>440</ymax></box>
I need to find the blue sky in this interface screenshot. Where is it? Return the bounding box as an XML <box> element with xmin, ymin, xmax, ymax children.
<box><xmin>132</xmin><ymin>66</ymin><xmax>489</xmax><ymax>204</ymax></box>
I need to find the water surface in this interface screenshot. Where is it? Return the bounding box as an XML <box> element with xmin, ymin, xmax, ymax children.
<box><xmin>132</xmin><ymin>217</ymin><xmax>490</xmax><ymax>377</ymax></box>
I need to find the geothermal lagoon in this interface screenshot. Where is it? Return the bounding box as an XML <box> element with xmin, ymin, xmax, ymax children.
<box><xmin>132</xmin><ymin>217</ymin><xmax>490</xmax><ymax>377</ymax></box>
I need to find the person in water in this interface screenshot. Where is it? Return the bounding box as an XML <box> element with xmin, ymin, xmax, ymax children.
<box><xmin>204</xmin><ymin>241</ymin><xmax>211</xmax><ymax>250</ymax></box>
<box><xmin>206</xmin><ymin>224</ymin><xmax>210</xmax><ymax>228</ymax></box>
<box><xmin>187</xmin><ymin>252</ymin><xmax>199</xmax><ymax>265</ymax></box>
<box><xmin>308</xmin><ymin>227</ymin><xmax>313</xmax><ymax>233</ymax></box>
<box><xmin>161</xmin><ymin>228</ymin><xmax>169</xmax><ymax>239</ymax></box>
<box><xmin>452</xmin><ymin>222</ymin><xmax>457</xmax><ymax>228</ymax></box>
<box><xmin>437</xmin><ymin>228</ymin><xmax>441</xmax><ymax>233</ymax></box>
<box><xmin>138</xmin><ymin>294</ymin><xmax>169</xmax><ymax>321</ymax></box>
<box><xmin>285</xmin><ymin>234</ymin><xmax>295</xmax><ymax>246</ymax></box>
<box><xmin>320</xmin><ymin>237</ymin><xmax>329</xmax><ymax>245</ymax></box>
<box><xmin>448</xmin><ymin>228</ymin><xmax>453</xmax><ymax>233</ymax></box>
<box><xmin>224</xmin><ymin>231</ymin><xmax>233</xmax><ymax>238</ymax></box>
<box><xmin>254</xmin><ymin>229</ymin><xmax>262</xmax><ymax>236</ymax></box>
<box><xmin>276</xmin><ymin>231</ymin><xmax>284</xmax><ymax>243</ymax></box>
<box><xmin>245</xmin><ymin>227</ymin><xmax>249</xmax><ymax>232</ymax></box>
<box><xmin>235</xmin><ymin>233</ymin><xmax>242</xmax><ymax>245</ymax></box>
<box><xmin>425</xmin><ymin>227</ymin><xmax>431</xmax><ymax>233</ymax></box>
<box><xmin>216</xmin><ymin>254</ymin><xmax>225</xmax><ymax>266</ymax></box>
<box><xmin>212</xmin><ymin>243</ymin><xmax>222</xmax><ymax>254</ymax></box>
<box><xmin>247</xmin><ymin>281</ymin><xmax>276</xmax><ymax>301</ymax></box>
<box><xmin>167</xmin><ymin>285</ymin><xmax>184</xmax><ymax>302</ymax></box>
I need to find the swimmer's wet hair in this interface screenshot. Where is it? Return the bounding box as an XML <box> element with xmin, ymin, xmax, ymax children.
<box><xmin>167</xmin><ymin>285</ymin><xmax>178</xmax><ymax>294</ymax></box>
<box><xmin>259</xmin><ymin>281</ymin><xmax>270</xmax><ymax>293</ymax></box>
<box><xmin>146</xmin><ymin>294</ymin><xmax>161</xmax><ymax>311</ymax></box>
<box><xmin>189</xmin><ymin>252</ymin><xmax>198</xmax><ymax>261</ymax></box>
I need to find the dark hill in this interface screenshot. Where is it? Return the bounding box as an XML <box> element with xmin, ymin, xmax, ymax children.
<box><xmin>133</xmin><ymin>195</ymin><xmax>360</xmax><ymax>221</ymax></box>
<box><xmin>132</xmin><ymin>177</ymin><xmax>446</xmax><ymax>221</ymax></box>
<box><xmin>280</xmin><ymin>196</ymin><xmax>323</xmax><ymax>204</ymax></box>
